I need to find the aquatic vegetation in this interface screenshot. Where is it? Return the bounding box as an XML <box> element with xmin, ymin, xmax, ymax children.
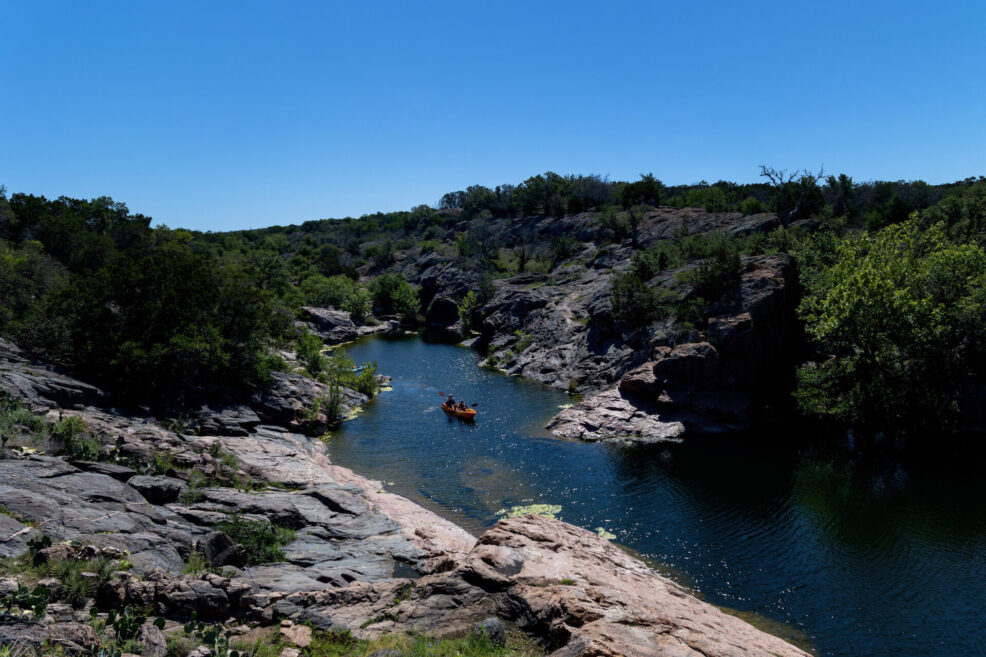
<box><xmin>496</xmin><ymin>504</ymin><xmax>561</xmax><ymax>520</ymax></box>
<box><xmin>595</xmin><ymin>527</ymin><xmax>616</xmax><ymax>540</ymax></box>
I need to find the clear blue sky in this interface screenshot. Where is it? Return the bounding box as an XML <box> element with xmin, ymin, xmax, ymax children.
<box><xmin>2</xmin><ymin>1</ymin><xmax>984</xmax><ymax>231</ymax></box>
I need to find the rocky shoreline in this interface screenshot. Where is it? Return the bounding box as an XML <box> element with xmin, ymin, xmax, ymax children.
<box><xmin>0</xmin><ymin>337</ymin><xmax>811</xmax><ymax>656</ymax></box>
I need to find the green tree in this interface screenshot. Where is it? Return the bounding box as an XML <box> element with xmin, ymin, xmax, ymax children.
<box><xmin>369</xmin><ymin>273</ymin><xmax>419</xmax><ymax>317</ymax></box>
<box><xmin>458</xmin><ymin>291</ymin><xmax>480</xmax><ymax>334</ymax></box>
<box><xmin>796</xmin><ymin>218</ymin><xmax>986</xmax><ymax>433</ymax></box>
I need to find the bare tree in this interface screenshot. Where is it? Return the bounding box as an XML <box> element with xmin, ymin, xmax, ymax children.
<box><xmin>759</xmin><ymin>165</ymin><xmax>824</xmax><ymax>228</ymax></box>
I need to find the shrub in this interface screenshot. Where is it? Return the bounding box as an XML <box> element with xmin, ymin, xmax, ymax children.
<box><xmin>296</xmin><ymin>331</ymin><xmax>327</xmax><ymax>377</ymax></box>
<box><xmin>343</xmin><ymin>286</ymin><xmax>371</xmax><ymax>323</ymax></box>
<box><xmin>740</xmin><ymin>196</ymin><xmax>765</xmax><ymax>214</ymax></box>
<box><xmin>686</xmin><ymin>244</ymin><xmax>742</xmax><ymax>301</ymax></box>
<box><xmin>458</xmin><ymin>291</ymin><xmax>480</xmax><ymax>334</ymax></box>
<box><xmin>513</xmin><ymin>330</ymin><xmax>533</xmax><ymax>353</ymax></box>
<box><xmin>353</xmin><ymin>363</ymin><xmax>378</xmax><ymax>396</ymax></box>
<box><xmin>610</xmin><ymin>273</ymin><xmax>681</xmax><ymax>324</ymax></box>
<box><xmin>550</xmin><ymin>236</ymin><xmax>581</xmax><ymax>266</ymax></box>
<box><xmin>419</xmin><ymin>239</ymin><xmax>441</xmax><ymax>255</ymax></box>
<box><xmin>369</xmin><ymin>273</ymin><xmax>420</xmax><ymax>317</ymax></box>
<box><xmin>52</xmin><ymin>415</ymin><xmax>102</xmax><ymax>461</ymax></box>
<box><xmin>214</xmin><ymin>515</ymin><xmax>295</xmax><ymax>566</ymax></box>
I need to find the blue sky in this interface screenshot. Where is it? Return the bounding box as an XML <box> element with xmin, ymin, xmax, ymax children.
<box><xmin>1</xmin><ymin>1</ymin><xmax>984</xmax><ymax>231</ymax></box>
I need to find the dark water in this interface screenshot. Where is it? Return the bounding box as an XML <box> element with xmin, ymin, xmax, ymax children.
<box><xmin>326</xmin><ymin>334</ymin><xmax>986</xmax><ymax>657</ymax></box>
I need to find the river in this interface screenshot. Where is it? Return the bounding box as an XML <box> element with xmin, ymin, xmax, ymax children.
<box><xmin>325</xmin><ymin>333</ymin><xmax>986</xmax><ymax>657</ymax></box>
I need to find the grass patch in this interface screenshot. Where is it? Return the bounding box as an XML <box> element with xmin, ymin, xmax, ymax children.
<box><xmin>305</xmin><ymin>628</ymin><xmax>543</xmax><ymax>657</ymax></box>
<box><xmin>182</xmin><ymin>551</ymin><xmax>209</xmax><ymax>575</ymax></box>
<box><xmin>0</xmin><ymin>541</ymin><xmax>131</xmax><ymax>608</ymax></box>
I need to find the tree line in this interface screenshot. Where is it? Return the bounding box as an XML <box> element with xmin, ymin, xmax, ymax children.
<box><xmin>2</xmin><ymin>168</ymin><xmax>986</xmax><ymax>437</ymax></box>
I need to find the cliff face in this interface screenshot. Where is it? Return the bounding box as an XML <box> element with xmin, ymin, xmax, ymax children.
<box><xmin>548</xmin><ymin>254</ymin><xmax>801</xmax><ymax>442</ymax></box>
<box><xmin>404</xmin><ymin>208</ymin><xmax>802</xmax><ymax>442</ymax></box>
<box><xmin>0</xmin><ymin>341</ymin><xmax>809</xmax><ymax>656</ymax></box>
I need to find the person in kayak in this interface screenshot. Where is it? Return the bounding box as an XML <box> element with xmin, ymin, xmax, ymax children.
<box><xmin>445</xmin><ymin>393</ymin><xmax>455</xmax><ymax>407</ymax></box>
<box><xmin>458</xmin><ymin>400</ymin><xmax>467</xmax><ymax>411</ymax></box>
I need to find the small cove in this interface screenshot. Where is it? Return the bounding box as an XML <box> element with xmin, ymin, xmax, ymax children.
<box><xmin>326</xmin><ymin>333</ymin><xmax>986</xmax><ymax>657</ymax></box>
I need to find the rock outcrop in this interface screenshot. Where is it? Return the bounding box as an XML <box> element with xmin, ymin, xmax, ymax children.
<box><xmin>293</xmin><ymin>515</ymin><xmax>810</xmax><ymax>657</ymax></box>
<box><xmin>0</xmin><ymin>337</ymin><xmax>808</xmax><ymax>656</ymax></box>
<box><xmin>300</xmin><ymin>307</ymin><xmax>400</xmax><ymax>345</ymax></box>
<box><xmin>547</xmin><ymin>255</ymin><xmax>800</xmax><ymax>442</ymax></box>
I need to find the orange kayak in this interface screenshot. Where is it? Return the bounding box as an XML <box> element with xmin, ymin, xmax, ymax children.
<box><xmin>442</xmin><ymin>403</ymin><xmax>477</xmax><ymax>420</ymax></box>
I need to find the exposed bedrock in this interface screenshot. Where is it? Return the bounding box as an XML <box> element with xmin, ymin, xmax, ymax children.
<box><xmin>299</xmin><ymin>307</ymin><xmax>400</xmax><ymax>345</ymax></box>
<box><xmin>548</xmin><ymin>254</ymin><xmax>800</xmax><ymax>442</ymax></box>
<box><xmin>0</xmin><ymin>338</ymin><xmax>808</xmax><ymax>655</ymax></box>
<box><xmin>297</xmin><ymin>514</ymin><xmax>810</xmax><ymax>657</ymax></box>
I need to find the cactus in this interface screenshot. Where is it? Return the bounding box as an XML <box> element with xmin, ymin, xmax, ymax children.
<box><xmin>1</xmin><ymin>584</ymin><xmax>50</xmax><ymax>618</ymax></box>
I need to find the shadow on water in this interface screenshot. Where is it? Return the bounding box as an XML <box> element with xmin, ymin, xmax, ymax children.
<box><xmin>326</xmin><ymin>333</ymin><xmax>986</xmax><ymax>657</ymax></box>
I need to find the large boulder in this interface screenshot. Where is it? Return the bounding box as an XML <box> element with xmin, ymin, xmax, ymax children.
<box><xmin>546</xmin><ymin>387</ymin><xmax>686</xmax><ymax>443</ymax></box>
<box><xmin>301</xmin><ymin>307</ymin><xmax>359</xmax><ymax>344</ymax></box>
<box><xmin>128</xmin><ymin>475</ymin><xmax>188</xmax><ymax>505</ymax></box>
<box><xmin>197</xmin><ymin>531</ymin><xmax>242</xmax><ymax>568</ymax></box>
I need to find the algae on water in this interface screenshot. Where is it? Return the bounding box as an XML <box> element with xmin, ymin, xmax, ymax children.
<box><xmin>496</xmin><ymin>504</ymin><xmax>562</xmax><ymax>520</ymax></box>
<box><xmin>595</xmin><ymin>527</ymin><xmax>616</xmax><ymax>540</ymax></box>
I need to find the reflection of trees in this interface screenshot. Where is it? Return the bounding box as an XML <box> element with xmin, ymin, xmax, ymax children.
<box><xmin>610</xmin><ymin>432</ymin><xmax>986</xmax><ymax>556</ymax></box>
<box><xmin>608</xmin><ymin>434</ymin><xmax>801</xmax><ymax>514</ymax></box>
<box><xmin>792</xmin><ymin>456</ymin><xmax>986</xmax><ymax>551</ymax></box>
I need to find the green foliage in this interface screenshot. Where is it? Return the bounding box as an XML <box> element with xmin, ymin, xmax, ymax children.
<box><xmin>458</xmin><ymin>291</ymin><xmax>480</xmax><ymax>334</ymax></box>
<box><xmin>596</xmin><ymin>206</ymin><xmax>628</xmax><ymax>242</ymax></box>
<box><xmin>513</xmin><ymin>330</ymin><xmax>533</xmax><ymax>353</ymax></box>
<box><xmin>184</xmin><ymin>612</ymin><xmax>251</xmax><ymax>657</ymax></box>
<box><xmin>0</xmin><ymin>193</ymin><xmax>280</xmax><ymax>400</ymax></box>
<box><xmin>740</xmin><ymin>196</ymin><xmax>765</xmax><ymax>214</ymax></box>
<box><xmin>418</xmin><ymin>239</ymin><xmax>441</xmax><ymax>255</ymax></box>
<box><xmin>1</xmin><ymin>584</ymin><xmax>50</xmax><ymax>618</ymax></box>
<box><xmin>681</xmin><ymin>243</ymin><xmax>742</xmax><ymax>301</ymax></box>
<box><xmin>27</xmin><ymin>534</ymin><xmax>52</xmax><ymax>563</ymax></box>
<box><xmin>317</xmin><ymin>382</ymin><xmax>344</xmax><ymax>428</ymax></box>
<box><xmin>343</xmin><ymin>286</ymin><xmax>372</xmax><ymax>323</ymax></box>
<box><xmin>549</xmin><ymin>236</ymin><xmax>581</xmax><ymax>266</ymax></box>
<box><xmin>214</xmin><ymin>515</ymin><xmax>295</xmax><ymax>566</ymax></box>
<box><xmin>610</xmin><ymin>273</ymin><xmax>682</xmax><ymax>324</ymax></box>
<box><xmin>796</xmin><ymin>218</ymin><xmax>986</xmax><ymax>433</ymax></box>
<box><xmin>618</xmin><ymin>173</ymin><xmax>663</xmax><ymax>209</ymax></box>
<box><xmin>353</xmin><ymin>364</ymin><xmax>379</xmax><ymax>397</ymax></box>
<box><xmin>296</xmin><ymin>331</ymin><xmax>328</xmax><ymax>377</ymax></box>
<box><xmin>52</xmin><ymin>415</ymin><xmax>102</xmax><ymax>461</ymax></box>
<box><xmin>304</xmin><ymin>628</ymin><xmax>531</xmax><ymax>657</ymax></box>
<box><xmin>183</xmin><ymin>551</ymin><xmax>209</xmax><ymax>575</ymax></box>
<box><xmin>300</xmin><ymin>274</ymin><xmax>365</xmax><ymax>312</ymax></box>
<box><xmin>105</xmin><ymin>606</ymin><xmax>146</xmax><ymax>643</ymax></box>
<box><xmin>369</xmin><ymin>273</ymin><xmax>420</xmax><ymax>317</ymax></box>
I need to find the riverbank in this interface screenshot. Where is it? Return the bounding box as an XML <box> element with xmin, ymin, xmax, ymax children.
<box><xmin>0</xmin><ymin>337</ymin><xmax>810</xmax><ymax>656</ymax></box>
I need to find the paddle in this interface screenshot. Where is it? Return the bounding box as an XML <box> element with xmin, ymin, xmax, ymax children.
<box><xmin>439</xmin><ymin>391</ymin><xmax>478</xmax><ymax>408</ymax></box>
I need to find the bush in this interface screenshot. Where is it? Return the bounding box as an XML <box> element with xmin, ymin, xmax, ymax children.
<box><xmin>685</xmin><ymin>244</ymin><xmax>742</xmax><ymax>301</ymax></box>
<box><xmin>740</xmin><ymin>196</ymin><xmax>765</xmax><ymax>214</ymax></box>
<box><xmin>213</xmin><ymin>515</ymin><xmax>295</xmax><ymax>566</ymax></box>
<box><xmin>296</xmin><ymin>331</ymin><xmax>327</xmax><ymax>377</ymax></box>
<box><xmin>610</xmin><ymin>273</ymin><xmax>681</xmax><ymax>324</ymax></box>
<box><xmin>458</xmin><ymin>291</ymin><xmax>480</xmax><ymax>334</ymax></box>
<box><xmin>370</xmin><ymin>273</ymin><xmax>419</xmax><ymax>317</ymax></box>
